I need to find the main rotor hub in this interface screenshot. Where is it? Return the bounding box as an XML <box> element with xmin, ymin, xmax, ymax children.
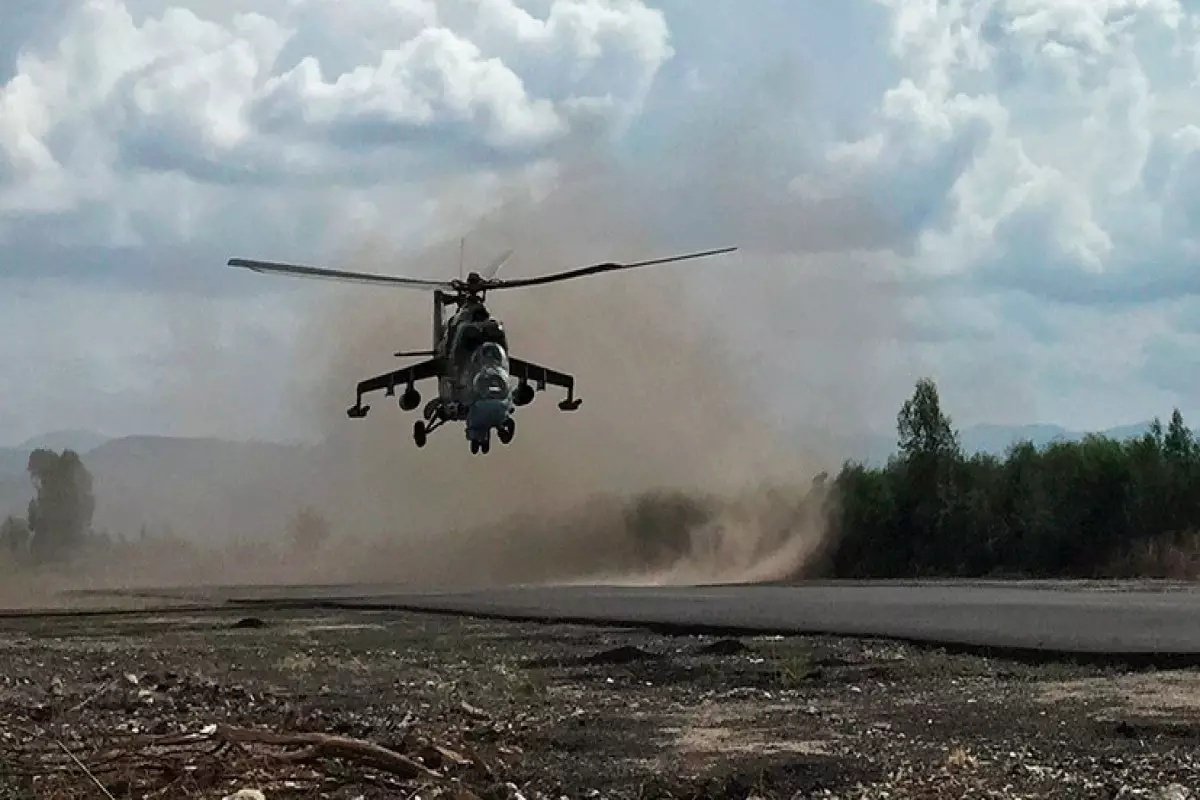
<box><xmin>448</xmin><ymin>271</ymin><xmax>491</xmax><ymax>302</ymax></box>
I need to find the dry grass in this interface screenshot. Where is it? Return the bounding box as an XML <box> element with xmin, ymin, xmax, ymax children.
<box><xmin>1104</xmin><ymin>530</ymin><xmax>1200</xmax><ymax>580</ymax></box>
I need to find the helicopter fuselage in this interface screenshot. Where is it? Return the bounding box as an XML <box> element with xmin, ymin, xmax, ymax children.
<box><xmin>422</xmin><ymin>293</ymin><xmax>521</xmax><ymax>451</ymax></box>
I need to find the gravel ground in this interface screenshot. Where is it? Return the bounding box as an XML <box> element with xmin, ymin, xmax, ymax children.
<box><xmin>0</xmin><ymin>606</ymin><xmax>1198</xmax><ymax>799</ymax></box>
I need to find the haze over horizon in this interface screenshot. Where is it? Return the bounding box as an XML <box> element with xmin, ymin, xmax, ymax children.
<box><xmin>3</xmin><ymin>0</ymin><xmax>1200</xmax><ymax>448</ymax></box>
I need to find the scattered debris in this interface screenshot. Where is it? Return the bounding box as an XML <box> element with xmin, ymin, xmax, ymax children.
<box><xmin>0</xmin><ymin>606</ymin><xmax>1197</xmax><ymax>798</ymax></box>
<box><xmin>5</xmin><ymin>722</ymin><xmax>457</xmax><ymax>796</ymax></box>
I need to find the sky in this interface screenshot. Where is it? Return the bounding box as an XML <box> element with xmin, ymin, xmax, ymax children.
<box><xmin>2</xmin><ymin>0</ymin><xmax>1200</xmax><ymax>447</ymax></box>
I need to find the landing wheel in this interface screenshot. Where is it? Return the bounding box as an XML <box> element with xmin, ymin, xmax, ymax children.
<box><xmin>498</xmin><ymin>419</ymin><xmax>515</xmax><ymax>445</ymax></box>
<box><xmin>413</xmin><ymin>420</ymin><xmax>427</xmax><ymax>448</ymax></box>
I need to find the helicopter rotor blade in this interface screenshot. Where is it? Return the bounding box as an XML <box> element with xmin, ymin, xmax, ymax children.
<box><xmin>480</xmin><ymin>248</ymin><xmax>515</xmax><ymax>280</ymax></box>
<box><xmin>228</xmin><ymin>258</ymin><xmax>454</xmax><ymax>291</ymax></box>
<box><xmin>485</xmin><ymin>246</ymin><xmax>738</xmax><ymax>290</ymax></box>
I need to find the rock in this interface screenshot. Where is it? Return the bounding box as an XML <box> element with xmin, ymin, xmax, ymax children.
<box><xmin>582</xmin><ymin>645</ymin><xmax>657</xmax><ymax>666</ymax></box>
<box><xmin>231</xmin><ymin>617</ymin><xmax>266</xmax><ymax>629</ymax></box>
<box><xmin>222</xmin><ymin>791</ymin><xmax>266</xmax><ymax>800</ymax></box>
<box><xmin>697</xmin><ymin>639</ymin><xmax>750</xmax><ymax>656</ymax></box>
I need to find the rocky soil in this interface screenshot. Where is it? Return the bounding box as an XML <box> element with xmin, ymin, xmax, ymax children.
<box><xmin>0</xmin><ymin>606</ymin><xmax>1197</xmax><ymax>798</ymax></box>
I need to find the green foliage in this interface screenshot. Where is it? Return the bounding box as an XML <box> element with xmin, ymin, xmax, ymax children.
<box><xmin>824</xmin><ymin>379</ymin><xmax>1200</xmax><ymax>578</ymax></box>
<box><xmin>25</xmin><ymin>448</ymin><xmax>95</xmax><ymax>564</ymax></box>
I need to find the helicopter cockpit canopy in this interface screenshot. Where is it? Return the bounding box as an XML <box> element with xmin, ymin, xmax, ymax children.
<box><xmin>472</xmin><ymin>341</ymin><xmax>509</xmax><ymax>371</ymax></box>
<box><xmin>469</xmin><ymin>341</ymin><xmax>511</xmax><ymax>401</ymax></box>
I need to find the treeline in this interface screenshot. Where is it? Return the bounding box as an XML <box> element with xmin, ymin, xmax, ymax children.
<box><xmin>819</xmin><ymin>378</ymin><xmax>1200</xmax><ymax>579</ymax></box>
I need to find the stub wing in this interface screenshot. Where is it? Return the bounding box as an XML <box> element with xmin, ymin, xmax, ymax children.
<box><xmin>357</xmin><ymin>357</ymin><xmax>443</xmax><ymax>395</ymax></box>
<box><xmin>508</xmin><ymin>356</ymin><xmax>581</xmax><ymax>410</ymax></box>
<box><xmin>348</xmin><ymin>357</ymin><xmax>444</xmax><ymax>416</ymax></box>
<box><xmin>509</xmin><ymin>356</ymin><xmax>574</xmax><ymax>391</ymax></box>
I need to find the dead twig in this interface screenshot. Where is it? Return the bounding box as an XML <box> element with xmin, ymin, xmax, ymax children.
<box><xmin>56</xmin><ymin>739</ymin><xmax>116</xmax><ymax>800</ymax></box>
<box><xmin>68</xmin><ymin>678</ymin><xmax>118</xmax><ymax>714</ymax></box>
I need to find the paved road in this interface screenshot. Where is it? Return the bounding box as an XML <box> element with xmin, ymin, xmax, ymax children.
<box><xmin>66</xmin><ymin>580</ymin><xmax>1200</xmax><ymax>658</ymax></box>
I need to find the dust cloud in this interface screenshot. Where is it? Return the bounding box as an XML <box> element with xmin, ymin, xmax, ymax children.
<box><xmin>275</xmin><ymin>146</ymin><xmax>895</xmax><ymax>590</ymax></box>
<box><xmin>263</xmin><ymin>58</ymin><xmax>907</xmax><ymax>591</ymax></box>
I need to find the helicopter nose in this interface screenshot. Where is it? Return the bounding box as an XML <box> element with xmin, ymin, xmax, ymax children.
<box><xmin>466</xmin><ymin>399</ymin><xmax>510</xmax><ymax>438</ymax></box>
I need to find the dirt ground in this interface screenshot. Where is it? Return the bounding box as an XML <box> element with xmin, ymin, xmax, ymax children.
<box><xmin>0</xmin><ymin>606</ymin><xmax>1198</xmax><ymax>799</ymax></box>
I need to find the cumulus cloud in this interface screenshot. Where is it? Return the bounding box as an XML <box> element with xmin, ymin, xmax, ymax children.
<box><xmin>0</xmin><ymin>0</ymin><xmax>670</xmax><ymax>223</ymax></box>
<box><xmin>802</xmin><ymin>0</ymin><xmax>1200</xmax><ymax>305</ymax></box>
<box><xmin>747</xmin><ymin>0</ymin><xmax>1200</xmax><ymax>430</ymax></box>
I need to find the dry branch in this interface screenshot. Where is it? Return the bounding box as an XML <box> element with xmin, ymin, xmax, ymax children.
<box><xmin>5</xmin><ymin>722</ymin><xmax>452</xmax><ymax>797</ymax></box>
<box><xmin>213</xmin><ymin>724</ymin><xmax>443</xmax><ymax>780</ymax></box>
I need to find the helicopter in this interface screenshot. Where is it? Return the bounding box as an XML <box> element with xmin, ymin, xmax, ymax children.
<box><xmin>228</xmin><ymin>243</ymin><xmax>738</xmax><ymax>454</ymax></box>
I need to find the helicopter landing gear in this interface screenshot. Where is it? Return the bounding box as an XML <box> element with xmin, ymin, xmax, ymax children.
<box><xmin>497</xmin><ymin>418</ymin><xmax>515</xmax><ymax>445</ymax></box>
<box><xmin>413</xmin><ymin>413</ymin><xmax>448</xmax><ymax>448</ymax></box>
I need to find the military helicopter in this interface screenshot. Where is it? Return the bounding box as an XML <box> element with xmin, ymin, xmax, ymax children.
<box><xmin>228</xmin><ymin>243</ymin><xmax>737</xmax><ymax>454</ymax></box>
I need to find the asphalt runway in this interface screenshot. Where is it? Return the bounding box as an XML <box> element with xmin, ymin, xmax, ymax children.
<box><xmin>60</xmin><ymin>580</ymin><xmax>1200</xmax><ymax>660</ymax></box>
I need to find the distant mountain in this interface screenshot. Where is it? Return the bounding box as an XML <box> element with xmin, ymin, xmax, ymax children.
<box><xmin>0</xmin><ymin>434</ymin><xmax>320</xmax><ymax>540</ymax></box>
<box><xmin>960</xmin><ymin>421</ymin><xmax>1154</xmax><ymax>456</ymax></box>
<box><xmin>17</xmin><ymin>429</ymin><xmax>110</xmax><ymax>454</ymax></box>
<box><xmin>81</xmin><ymin>435</ymin><xmax>322</xmax><ymax>543</ymax></box>
<box><xmin>0</xmin><ymin>430</ymin><xmax>111</xmax><ymax>486</ymax></box>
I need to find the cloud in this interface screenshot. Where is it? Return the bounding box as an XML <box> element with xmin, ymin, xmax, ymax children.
<box><xmin>0</xmin><ymin>0</ymin><xmax>673</xmax><ymax>296</ymax></box>
<box><xmin>802</xmin><ymin>0</ymin><xmax>1200</xmax><ymax>305</ymax></box>
<box><xmin>0</xmin><ymin>0</ymin><xmax>670</xmax><ymax>205</ymax></box>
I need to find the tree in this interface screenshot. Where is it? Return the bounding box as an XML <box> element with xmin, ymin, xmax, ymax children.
<box><xmin>1164</xmin><ymin>408</ymin><xmax>1194</xmax><ymax>463</ymax></box>
<box><xmin>896</xmin><ymin>378</ymin><xmax>961</xmax><ymax>462</ymax></box>
<box><xmin>892</xmin><ymin>378</ymin><xmax>963</xmax><ymax>572</ymax></box>
<box><xmin>26</xmin><ymin>449</ymin><xmax>95</xmax><ymax>564</ymax></box>
<box><xmin>1161</xmin><ymin>408</ymin><xmax>1197</xmax><ymax>534</ymax></box>
<box><xmin>287</xmin><ymin>506</ymin><xmax>332</xmax><ymax>556</ymax></box>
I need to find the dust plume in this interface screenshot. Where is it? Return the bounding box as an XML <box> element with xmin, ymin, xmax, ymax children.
<box><xmin>265</xmin><ymin>56</ymin><xmax>906</xmax><ymax>590</ymax></box>
<box><xmin>277</xmin><ymin>144</ymin><xmax>891</xmax><ymax>589</ymax></box>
